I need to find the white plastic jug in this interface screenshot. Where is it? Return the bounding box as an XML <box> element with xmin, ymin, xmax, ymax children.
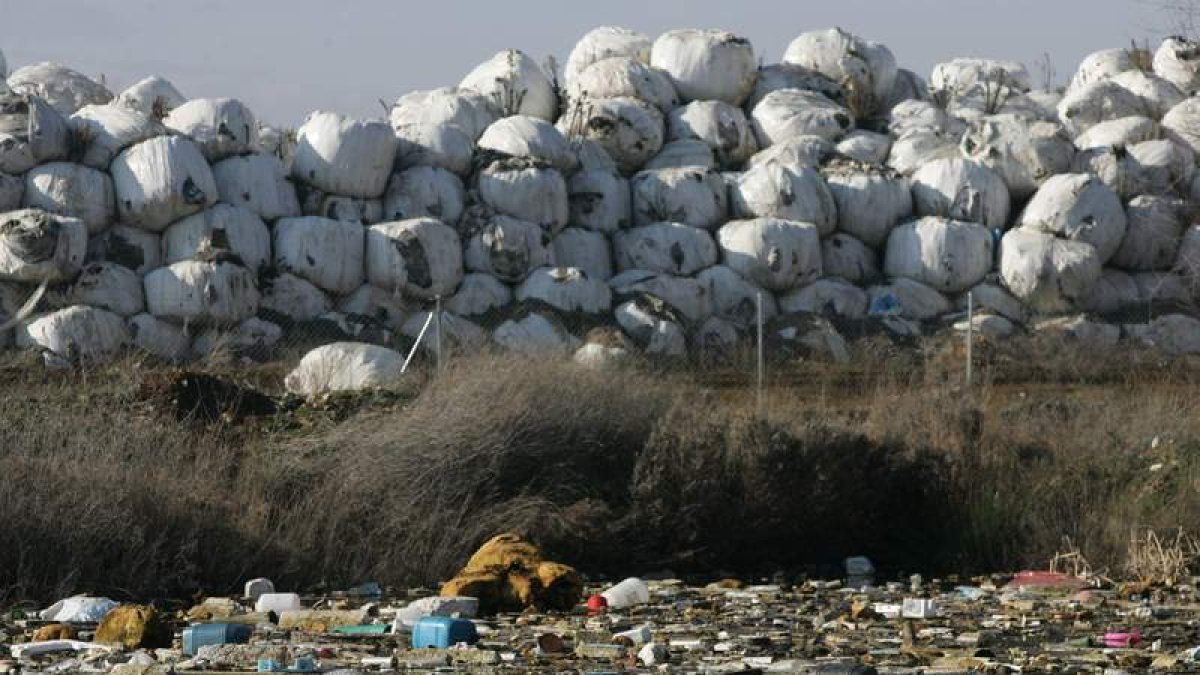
<box><xmin>600</xmin><ymin>577</ymin><xmax>650</xmax><ymax>610</ymax></box>
<box><xmin>254</xmin><ymin>592</ymin><xmax>301</xmax><ymax>614</ymax></box>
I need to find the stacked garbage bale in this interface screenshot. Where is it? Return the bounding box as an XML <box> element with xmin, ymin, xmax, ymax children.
<box><xmin>4</xmin><ymin>28</ymin><xmax>1200</xmax><ymax>372</ymax></box>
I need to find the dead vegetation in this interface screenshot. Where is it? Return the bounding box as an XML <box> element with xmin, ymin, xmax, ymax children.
<box><xmin>1</xmin><ymin>338</ymin><xmax>1200</xmax><ymax>603</ymax></box>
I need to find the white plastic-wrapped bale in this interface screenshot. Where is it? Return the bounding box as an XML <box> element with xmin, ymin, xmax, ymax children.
<box><xmin>493</xmin><ymin>311</ymin><xmax>581</xmax><ymax>354</ymax></box>
<box><xmin>910</xmin><ymin>158</ymin><xmax>1011</xmax><ymax>228</ymax></box>
<box><xmin>1163</xmin><ymin>96</ymin><xmax>1200</xmax><ymax>161</ymax></box>
<box><xmin>564</xmin><ymin>27</ymin><xmax>653</xmax><ymax>87</ymax></box>
<box><xmin>393</xmin><ymin>122</ymin><xmax>475</xmax><ymax>177</ymax></box>
<box><xmin>731</xmin><ymin>163</ymin><xmax>837</xmax><ymax>235</ymax></box>
<box><xmin>691</xmin><ymin>315</ymin><xmax>743</xmax><ymax>354</ymax></box>
<box><xmin>69</xmin><ymin>104</ymin><xmax>165</xmax><ymax>170</ymax></box>
<box><xmin>883</xmin><ymin>217</ymin><xmax>994</xmax><ymax>293</ymax></box>
<box><xmin>893</xmin><ymin>70</ymin><xmax>932</xmax><ymax>101</ymax></box>
<box><xmin>444</xmin><ymin>273</ymin><xmax>512</xmax><ymax>317</ymax></box>
<box><xmin>1071</xmin><ymin>146</ymin><xmax>1128</xmax><ymax>197</ymax></box>
<box><xmin>644</xmin><ymin>139</ymin><xmax>716</xmax><ymax>170</ymax></box>
<box><xmin>110</xmin><ymin>135</ymin><xmax>217</xmax><ymax>231</ymax></box>
<box><xmin>571</xmin><ymin>137</ymin><xmax>619</xmax><ymax>172</ymax></box>
<box><xmin>821</xmin><ymin>232</ymin><xmax>880</xmax><ymax>284</ymax></box>
<box><xmin>836</xmin><ymin>130</ymin><xmax>891</xmax><ymax>165</ymax></box>
<box><xmin>614</xmin><ymin>296</ymin><xmax>687</xmax><ymax>356</ymax></box>
<box><xmin>650</xmin><ymin>29</ymin><xmax>757</xmax><ymax>106</ymax></box>
<box><xmin>1069</xmin><ymin>48</ymin><xmax>1140</xmax><ymax>92</ymax></box>
<box><xmin>115</xmin><ymin>76</ymin><xmax>186</xmax><ymax>119</ymax></box>
<box><xmin>783</xmin><ymin>28</ymin><xmax>897</xmax><ymax>117</ymax></box>
<box><xmin>272</xmin><ymin>216</ymin><xmax>364</xmax><ymax>295</ymax></box>
<box><xmin>366</xmin><ymin>218</ymin><xmax>462</xmax><ymax>299</ymax></box>
<box><xmin>0</xmin><ymin>91</ymin><xmax>71</xmax><ymax>175</ymax></box>
<box><xmin>1110</xmin><ymin>195</ymin><xmax>1186</xmax><ymax>271</ymax></box>
<box><xmin>1134</xmin><ymin>270</ymin><xmax>1190</xmax><ymax>303</ymax></box>
<box><xmin>751</xmin><ymin>89</ymin><xmax>853</xmax><ymax>146</ymax></box>
<box><xmin>297</xmin><ymin>186</ymin><xmax>383</xmax><ymax>224</ymax></box>
<box><xmin>516</xmin><ymin>266</ymin><xmax>612</xmax><ymax>314</ymax></box>
<box><xmin>574</xmin><ymin>328</ymin><xmax>633</xmax><ymax>368</ymax></box>
<box><xmin>292</xmin><ymin>112</ymin><xmax>397</xmax><ymax>198</ymax></box>
<box><xmin>999</xmin><ymin>228</ymin><xmax>1102</xmax><ymax>313</ymax></box>
<box><xmin>614</xmin><ymin>221</ymin><xmax>717</xmax><ymax>275</ymax></box>
<box><xmin>0</xmin><ymin>173</ymin><xmax>22</xmax><ymax>212</ymax></box>
<box><xmin>22</xmin><ymin>162</ymin><xmax>115</xmax><ymax>233</ymax></box>
<box><xmin>477</xmin><ymin>157</ymin><xmax>569</xmax><ymax>234</ymax></box>
<box><xmin>1057</xmin><ymin>79</ymin><xmax>1153</xmax><ymax>135</ymax></box>
<box><xmin>127</xmin><ymin>312</ymin><xmax>190</xmax><ymax>361</ymax></box>
<box><xmin>745</xmin><ymin>63</ymin><xmax>844</xmax><ymax>112</ymax></box>
<box><xmin>465</xmin><ymin>215</ymin><xmax>554</xmax><ymax>283</ymax></box>
<box><xmin>285</xmin><ymin>342</ymin><xmax>405</xmax><ymax>395</ymax></box>
<box><xmin>338</xmin><ymin>284</ymin><xmax>406</xmax><ymax>329</ymax></box>
<box><xmin>630</xmin><ymin>166</ymin><xmax>727</xmax><ymax>230</ymax></box>
<box><xmin>867</xmin><ymin>277</ymin><xmax>951</xmax><ymax>321</ymax></box>
<box><xmin>930</xmin><ymin>58</ymin><xmax>1032</xmax><ymax>98</ymax></box>
<box><xmin>382</xmin><ymin>166</ymin><xmax>465</xmax><ymax>225</ymax></box>
<box><xmin>887</xmin><ymin>129</ymin><xmax>963</xmax><ymax>176</ymax></box>
<box><xmin>568</xmin><ymin>166</ymin><xmax>630</xmax><ymax>232</ymax></box>
<box><xmin>609</xmin><ymin>269</ymin><xmax>712</xmax><ymax>322</ymax></box>
<box><xmin>696</xmin><ymin>264</ymin><xmax>777</xmax><ymax>327</ymax></box>
<box><xmin>744</xmin><ymin>135</ymin><xmax>833</xmax><ymax>172</ymax></box>
<box><xmin>1080</xmin><ymin>268</ymin><xmax>1142</xmax><ymax>315</ymax></box>
<box><xmin>889</xmin><ymin>100</ymin><xmax>964</xmax><ymax>138</ymax></box>
<box><xmin>717</xmin><ymin>218</ymin><xmax>822</xmax><ymax>292</ymax></box>
<box><xmin>552</xmin><ymin>227</ymin><xmax>612</xmax><ymax>281</ymax></box>
<box><xmin>7</xmin><ymin>63</ymin><xmax>112</xmax><ymax>115</ymax></box>
<box><xmin>479</xmin><ymin>115</ymin><xmax>576</xmax><ymax>171</ymax></box>
<box><xmin>1124</xmin><ymin>139</ymin><xmax>1195</xmax><ymax>196</ymax></box>
<box><xmin>462</xmin><ymin>49</ymin><xmax>559</xmax><ymax>122</ymax></box>
<box><xmin>191</xmin><ymin>316</ymin><xmax>282</xmax><ymax>360</ymax></box>
<box><xmin>1073</xmin><ymin>116</ymin><xmax>1159</xmax><ymax>150</ymax></box>
<box><xmin>667</xmin><ymin>100</ymin><xmax>756</xmax><ymax>168</ymax></box>
<box><xmin>212</xmin><ymin>153</ymin><xmax>301</xmax><ymax>221</ymax></box>
<box><xmin>401</xmin><ymin>310</ymin><xmax>486</xmax><ymax>352</ymax></box>
<box><xmin>163</xmin><ymin>204</ymin><xmax>271</xmax><ymax>272</ymax></box>
<box><xmin>1129</xmin><ymin>313</ymin><xmax>1200</xmax><ymax>355</ymax></box>
<box><xmin>390</xmin><ymin>87</ymin><xmax>499</xmax><ymax>140</ymax></box>
<box><xmin>1155</xmin><ymin>37</ymin><xmax>1200</xmax><ymax>95</ymax></box>
<box><xmin>1174</xmin><ymin>223</ymin><xmax>1200</xmax><ymax>293</ymax></box>
<box><xmin>962</xmin><ymin>281</ymin><xmax>1027</xmax><ymax>323</ymax></box>
<box><xmin>778</xmin><ymin>277</ymin><xmax>869</xmax><ymax>319</ymax></box>
<box><xmin>164</xmin><ymin>98</ymin><xmax>257</xmax><ymax>161</ymax></box>
<box><xmin>1018</xmin><ymin>173</ymin><xmax>1127</xmax><ymax>262</ymax></box>
<box><xmin>560</xmin><ymin>97</ymin><xmax>663</xmax><ymax>175</ymax></box>
<box><xmin>63</xmin><ymin>262</ymin><xmax>143</xmax><ymax>317</ymax></box>
<box><xmin>565</xmin><ymin>56</ymin><xmax>679</xmax><ymax>113</ymax></box>
<box><xmin>1033</xmin><ymin>314</ymin><xmax>1120</xmax><ymax>346</ymax></box>
<box><xmin>0</xmin><ymin>209</ymin><xmax>86</xmax><ymax>282</ymax></box>
<box><xmin>1109</xmin><ymin>71</ymin><xmax>1186</xmax><ymax>120</ymax></box>
<box><xmin>258</xmin><ymin>272</ymin><xmax>332</xmax><ymax>322</ymax></box>
<box><xmin>822</xmin><ymin>161</ymin><xmax>912</xmax><ymax>247</ymax></box>
<box><xmin>959</xmin><ymin>114</ymin><xmax>1075</xmax><ymax>199</ymax></box>
<box><xmin>17</xmin><ymin>305</ymin><xmax>128</xmax><ymax>362</ymax></box>
<box><xmin>143</xmin><ymin>259</ymin><xmax>259</xmax><ymax>325</ymax></box>
<box><xmin>87</xmin><ymin>225</ymin><xmax>160</xmax><ymax>275</ymax></box>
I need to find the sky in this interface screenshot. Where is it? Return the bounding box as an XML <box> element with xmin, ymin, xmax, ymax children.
<box><xmin>0</xmin><ymin>0</ymin><xmax>1181</xmax><ymax>127</ymax></box>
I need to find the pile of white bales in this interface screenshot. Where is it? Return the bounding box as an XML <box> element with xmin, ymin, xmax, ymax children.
<box><xmin>5</xmin><ymin>29</ymin><xmax>1200</xmax><ymax>388</ymax></box>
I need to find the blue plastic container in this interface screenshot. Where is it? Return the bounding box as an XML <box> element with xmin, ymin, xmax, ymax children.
<box><xmin>183</xmin><ymin>622</ymin><xmax>253</xmax><ymax>655</ymax></box>
<box><xmin>411</xmin><ymin>616</ymin><xmax>478</xmax><ymax>648</ymax></box>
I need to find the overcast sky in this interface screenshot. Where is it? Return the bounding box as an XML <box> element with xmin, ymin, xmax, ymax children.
<box><xmin>1</xmin><ymin>0</ymin><xmax>1178</xmax><ymax>126</ymax></box>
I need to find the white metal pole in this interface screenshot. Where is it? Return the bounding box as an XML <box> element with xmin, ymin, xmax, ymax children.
<box><xmin>966</xmin><ymin>291</ymin><xmax>974</xmax><ymax>387</ymax></box>
<box><xmin>756</xmin><ymin>291</ymin><xmax>764</xmax><ymax>417</ymax></box>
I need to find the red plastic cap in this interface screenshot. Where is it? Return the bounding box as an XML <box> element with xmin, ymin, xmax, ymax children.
<box><xmin>587</xmin><ymin>594</ymin><xmax>608</xmax><ymax>614</ymax></box>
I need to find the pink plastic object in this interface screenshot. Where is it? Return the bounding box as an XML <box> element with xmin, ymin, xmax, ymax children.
<box><xmin>1103</xmin><ymin>630</ymin><xmax>1142</xmax><ymax>648</ymax></box>
<box><xmin>1004</xmin><ymin>571</ymin><xmax>1087</xmax><ymax>591</ymax></box>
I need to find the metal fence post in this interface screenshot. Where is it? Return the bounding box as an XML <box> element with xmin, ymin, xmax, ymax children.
<box><xmin>756</xmin><ymin>291</ymin><xmax>765</xmax><ymax>417</ymax></box>
<box><xmin>965</xmin><ymin>291</ymin><xmax>974</xmax><ymax>388</ymax></box>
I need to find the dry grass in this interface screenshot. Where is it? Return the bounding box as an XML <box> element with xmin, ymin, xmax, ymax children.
<box><xmin>2</xmin><ymin>338</ymin><xmax>1200</xmax><ymax>602</ymax></box>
